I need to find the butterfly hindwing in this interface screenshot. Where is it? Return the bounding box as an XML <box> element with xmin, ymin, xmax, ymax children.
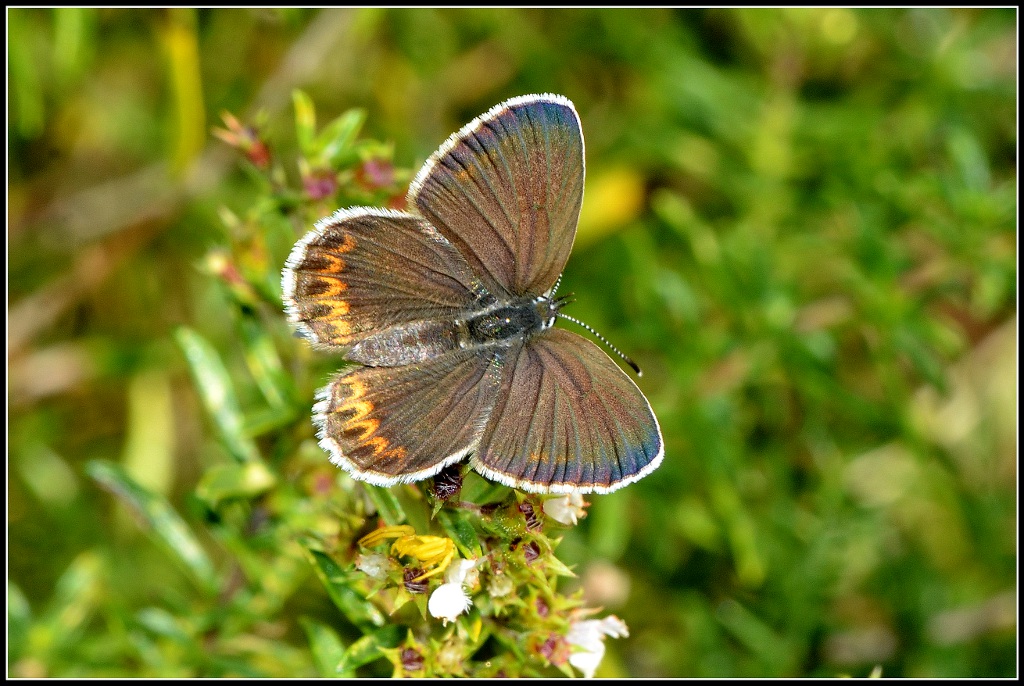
<box><xmin>471</xmin><ymin>329</ymin><xmax>663</xmax><ymax>494</ymax></box>
<box><xmin>315</xmin><ymin>348</ymin><xmax>504</xmax><ymax>485</ymax></box>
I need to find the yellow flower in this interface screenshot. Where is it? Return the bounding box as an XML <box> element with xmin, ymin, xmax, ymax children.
<box><xmin>358</xmin><ymin>525</ymin><xmax>455</xmax><ymax>582</ymax></box>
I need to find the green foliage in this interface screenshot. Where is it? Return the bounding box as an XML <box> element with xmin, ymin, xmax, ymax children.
<box><xmin>8</xmin><ymin>8</ymin><xmax>1016</xmax><ymax>678</ymax></box>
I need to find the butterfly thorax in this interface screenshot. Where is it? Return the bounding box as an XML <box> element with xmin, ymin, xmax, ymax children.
<box><xmin>462</xmin><ymin>297</ymin><xmax>558</xmax><ymax>346</ymax></box>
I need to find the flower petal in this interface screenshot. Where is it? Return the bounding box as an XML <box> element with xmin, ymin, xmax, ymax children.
<box><xmin>428</xmin><ymin>582</ymin><xmax>472</xmax><ymax>623</ymax></box>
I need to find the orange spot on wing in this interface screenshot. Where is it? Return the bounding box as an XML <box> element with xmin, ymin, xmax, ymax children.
<box><xmin>327</xmin><ymin>301</ymin><xmax>351</xmax><ymax>316</ymax></box>
<box><xmin>332</xmin><ymin>377</ymin><xmax>409</xmax><ymax>468</ymax></box>
<box><xmin>311</xmin><ymin>253</ymin><xmax>345</xmax><ymax>274</ymax></box>
<box><xmin>306</xmin><ymin>276</ymin><xmax>348</xmax><ymax>299</ymax></box>
<box><xmin>366</xmin><ymin>436</ymin><xmax>391</xmax><ymax>458</ymax></box>
<box><xmin>335</xmin><ymin>379</ymin><xmax>372</xmax><ymax>421</ymax></box>
<box><xmin>360</xmin><ymin>433</ymin><xmax>408</xmax><ymax>463</ymax></box>
<box><xmin>340</xmin><ymin>397</ymin><xmax>372</xmax><ymax>420</ymax></box>
<box><xmin>345</xmin><ymin>418</ymin><xmax>380</xmax><ymax>442</ymax></box>
<box><xmin>335</xmin><ymin>234</ymin><xmax>356</xmax><ymax>253</ymax></box>
<box><xmin>323</xmin><ymin>280</ymin><xmax>348</xmax><ymax>298</ymax></box>
<box><xmin>345</xmin><ymin>379</ymin><xmax>366</xmax><ymax>398</ymax></box>
<box><xmin>304</xmin><ymin>299</ymin><xmax>350</xmax><ymax>321</ymax></box>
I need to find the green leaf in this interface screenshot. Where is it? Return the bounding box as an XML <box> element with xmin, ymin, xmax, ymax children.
<box><xmin>136</xmin><ymin>607</ymin><xmax>193</xmax><ymax>645</ymax></box>
<box><xmin>292</xmin><ymin>89</ymin><xmax>317</xmax><ymax>157</ymax></box>
<box><xmin>460</xmin><ymin>472</ymin><xmax>511</xmax><ymax>505</ymax></box>
<box><xmin>7</xmin><ymin>581</ymin><xmax>32</xmax><ymax>661</ymax></box>
<box><xmin>338</xmin><ymin>626</ymin><xmax>403</xmax><ymax>676</ymax></box>
<box><xmin>363</xmin><ymin>484</ymin><xmax>405</xmax><ymax>526</ymax></box>
<box><xmin>715</xmin><ymin>598</ymin><xmax>793</xmax><ymax>674</ymax></box>
<box><xmin>239</xmin><ymin>315</ymin><xmax>295</xmax><ymax>410</ymax></box>
<box><xmin>195</xmin><ymin>461</ymin><xmax>277</xmax><ymax>508</ymax></box>
<box><xmin>896</xmin><ymin>327</ymin><xmax>948</xmax><ymax>393</ymax></box>
<box><xmin>30</xmin><ymin>551</ymin><xmax>105</xmax><ymax>658</ymax></box>
<box><xmin>87</xmin><ymin>461</ymin><xmax>218</xmax><ymax>594</ymax></box>
<box><xmin>242</xmin><ymin>404</ymin><xmax>299</xmax><ymax>438</ymax></box>
<box><xmin>299</xmin><ymin>616</ymin><xmax>347</xmax><ymax>678</ymax></box>
<box><xmin>456</xmin><ymin>607</ymin><xmax>488</xmax><ymax>648</ymax></box>
<box><xmin>175</xmin><ymin>326</ymin><xmax>261</xmax><ymax>463</ymax></box>
<box><xmin>544</xmin><ymin>550</ymin><xmax>577</xmax><ymax>579</ymax></box>
<box><xmin>437</xmin><ymin>508</ymin><xmax>482</xmax><ymax>558</ymax></box>
<box><xmin>305</xmin><ymin>548</ymin><xmax>387</xmax><ymax>632</ymax></box>
<box><xmin>318</xmin><ymin>108</ymin><xmax>366</xmax><ymax>167</ymax></box>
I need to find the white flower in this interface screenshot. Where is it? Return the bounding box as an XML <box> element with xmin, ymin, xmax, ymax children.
<box><xmin>428</xmin><ymin>558</ymin><xmax>479</xmax><ymax>624</ymax></box>
<box><xmin>428</xmin><ymin>582</ymin><xmax>471</xmax><ymax>624</ymax></box>
<box><xmin>354</xmin><ymin>552</ymin><xmax>390</xmax><ymax>580</ymax></box>
<box><xmin>566</xmin><ymin>615</ymin><xmax>629</xmax><ymax>679</ymax></box>
<box><xmin>543</xmin><ymin>492</ymin><xmax>587</xmax><ymax>526</ymax></box>
<box><xmin>488</xmin><ymin>573</ymin><xmax>514</xmax><ymax>598</ymax></box>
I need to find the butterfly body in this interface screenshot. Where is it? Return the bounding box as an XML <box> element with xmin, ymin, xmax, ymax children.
<box><xmin>283</xmin><ymin>94</ymin><xmax>663</xmax><ymax>494</ymax></box>
<box><xmin>462</xmin><ymin>297</ymin><xmax>555</xmax><ymax>346</ymax></box>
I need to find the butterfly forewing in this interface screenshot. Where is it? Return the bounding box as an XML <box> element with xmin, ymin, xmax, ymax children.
<box><xmin>471</xmin><ymin>329</ymin><xmax>663</xmax><ymax>494</ymax></box>
<box><xmin>409</xmin><ymin>94</ymin><xmax>584</xmax><ymax>299</ymax></box>
<box><xmin>283</xmin><ymin>207</ymin><xmax>484</xmax><ymax>350</ymax></box>
<box><xmin>316</xmin><ymin>349</ymin><xmax>504</xmax><ymax>485</ymax></box>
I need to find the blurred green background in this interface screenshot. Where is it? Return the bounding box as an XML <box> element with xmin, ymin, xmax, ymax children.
<box><xmin>7</xmin><ymin>8</ymin><xmax>1017</xmax><ymax>678</ymax></box>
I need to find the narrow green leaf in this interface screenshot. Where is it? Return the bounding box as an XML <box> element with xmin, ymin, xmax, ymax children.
<box><xmin>318</xmin><ymin>108</ymin><xmax>366</xmax><ymax>167</ymax></box>
<box><xmin>53</xmin><ymin>8</ymin><xmax>94</xmax><ymax>91</ymax></box>
<box><xmin>7</xmin><ymin>581</ymin><xmax>32</xmax><ymax>661</ymax></box>
<box><xmin>557</xmin><ymin>660</ymin><xmax>577</xmax><ymax>678</ymax></box>
<box><xmin>239</xmin><ymin>315</ymin><xmax>295</xmax><ymax>409</ymax></box>
<box><xmin>544</xmin><ymin>551</ymin><xmax>577</xmax><ymax>579</ymax></box>
<box><xmin>896</xmin><ymin>327</ymin><xmax>948</xmax><ymax>393</ymax></box>
<box><xmin>305</xmin><ymin>548</ymin><xmax>387</xmax><ymax>632</ymax></box>
<box><xmin>136</xmin><ymin>607</ymin><xmax>192</xmax><ymax>645</ymax></box>
<box><xmin>242</xmin><ymin>404</ymin><xmax>299</xmax><ymax>438</ymax></box>
<box><xmin>299</xmin><ymin>616</ymin><xmax>347</xmax><ymax>678</ymax></box>
<box><xmin>456</xmin><ymin>607</ymin><xmax>488</xmax><ymax>648</ymax></box>
<box><xmin>195</xmin><ymin>461</ymin><xmax>277</xmax><ymax>508</ymax></box>
<box><xmin>121</xmin><ymin>370</ymin><xmax>175</xmax><ymax>498</ymax></box>
<box><xmin>437</xmin><ymin>508</ymin><xmax>482</xmax><ymax>558</ymax></box>
<box><xmin>338</xmin><ymin>626</ymin><xmax>403</xmax><ymax>676</ymax></box>
<box><xmin>175</xmin><ymin>326</ymin><xmax>261</xmax><ymax>463</ymax></box>
<box><xmin>87</xmin><ymin>461</ymin><xmax>218</xmax><ymax>594</ymax></box>
<box><xmin>292</xmin><ymin>89</ymin><xmax>317</xmax><ymax>157</ymax></box>
<box><xmin>8</xmin><ymin>9</ymin><xmax>45</xmax><ymax>137</ymax></box>
<box><xmin>363</xmin><ymin>484</ymin><xmax>405</xmax><ymax>526</ymax></box>
<box><xmin>715</xmin><ymin>598</ymin><xmax>792</xmax><ymax>674</ymax></box>
<box><xmin>30</xmin><ymin>551</ymin><xmax>104</xmax><ymax>658</ymax></box>
<box><xmin>709</xmin><ymin>475</ymin><xmax>766</xmax><ymax>588</ymax></box>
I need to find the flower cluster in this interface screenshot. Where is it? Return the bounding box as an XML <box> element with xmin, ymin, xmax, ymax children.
<box><xmin>346</xmin><ymin>492</ymin><xmax>629</xmax><ymax>678</ymax></box>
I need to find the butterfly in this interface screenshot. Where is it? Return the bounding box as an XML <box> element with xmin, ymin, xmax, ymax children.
<box><xmin>282</xmin><ymin>94</ymin><xmax>663</xmax><ymax>494</ymax></box>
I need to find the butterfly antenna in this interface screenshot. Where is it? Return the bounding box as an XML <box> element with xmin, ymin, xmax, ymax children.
<box><xmin>549</xmin><ymin>273</ymin><xmax>564</xmax><ymax>297</ymax></box>
<box><xmin>556</xmin><ymin>313</ymin><xmax>643</xmax><ymax>377</ymax></box>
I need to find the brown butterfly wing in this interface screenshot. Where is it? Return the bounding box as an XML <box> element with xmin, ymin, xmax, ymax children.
<box><xmin>408</xmin><ymin>94</ymin><xmax>584</xmax><ymax>299</ymax></box>
<box><xmin>471</xmin><ymin>329</ymin><xmax>663</xmax><ymax>494</ymax></box>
